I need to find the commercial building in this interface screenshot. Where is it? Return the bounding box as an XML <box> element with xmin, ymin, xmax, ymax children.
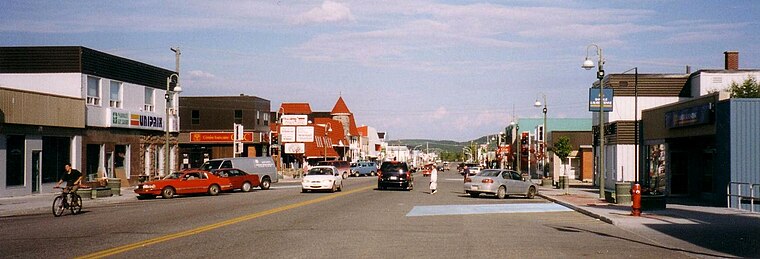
<box><xmin>0</xmin><ymin>46</ymin><xmax>179</xmax><ymax>197</ymax></box>
<box><xmin>177</xmin><ymin>95</ymin><xmax>271</xmax><ymax>168</ymax></box>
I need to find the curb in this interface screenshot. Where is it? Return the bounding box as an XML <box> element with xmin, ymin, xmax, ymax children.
<box><xmin>538</xmin><ymin>192</ymin><xmax>616</xmax><ymax>225</ymax></box>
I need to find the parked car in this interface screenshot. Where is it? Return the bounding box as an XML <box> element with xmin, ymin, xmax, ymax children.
<box><xmin>201</xmin><ymin>157</ymin><xmax>278</xmax><ymax>190</ymax></box>
<box><xmin>350</xmin><ymin>161</ymin><xmax>378</xmax><ymax>177</ymax></box>
<box><xmin>317</xmin><ymin>160</ymin><xmax>351</xmax><ymax>179</ymax></box>
<box><xmin>464</xmin><ymin>169</ymin><xmax>537</xmax><ymax>199</ymax></box>
<box><xmin>377</xmin><ymin>161</ymin><xmax>413</xmax><ymax>191</ymax></box>
<box><xmin>459</xmin><ymin>163</ymin><xmax>481</xmax><ymax>176</ymax></box>
<box><xmin>302</xmin><ymin>166</ymin><xmax>343</xmax><ymax>193</ymax></box>
<box><xmin>134</xmin><ymin>170</ymin><xmax>233</xmax><ymax>199</ymax></box>
<box><xmin>211</xmin><ymin>168</ymin><xmax>260</xmax><ymax>192</ymax></box>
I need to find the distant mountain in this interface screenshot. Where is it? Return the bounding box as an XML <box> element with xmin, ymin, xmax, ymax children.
<box><xmin>387</xmin><ymin>137</ymin><xmax>502</xmax><ymax>155</ymax></box>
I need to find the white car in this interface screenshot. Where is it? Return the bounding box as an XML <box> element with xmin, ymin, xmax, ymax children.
<box><xmin>302</xmin><ymin>166</ymin><xmax>343</xmax><ymax>193</ymax></box>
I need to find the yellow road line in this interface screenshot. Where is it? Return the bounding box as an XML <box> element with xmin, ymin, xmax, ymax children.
<box><xmin>77</xmin><ymin>185</ymin><xmax>374</xmax><ymax>259</ymax></box>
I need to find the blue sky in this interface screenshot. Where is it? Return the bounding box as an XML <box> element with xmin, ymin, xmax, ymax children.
<box><xmin>2</xmin><ymin>0</ymin><xmax>759</xmax><ymax>141</ymax></box>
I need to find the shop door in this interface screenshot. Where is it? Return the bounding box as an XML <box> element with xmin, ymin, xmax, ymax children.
<box><xmin>32</xmin><ymin>151</ymin><xmax>41</xmax><ymax>193</ymax></box>
<box><xmin>670</xmin><ymin>152</ymin><xmax>688</xmax><ymax>195</ymax></box>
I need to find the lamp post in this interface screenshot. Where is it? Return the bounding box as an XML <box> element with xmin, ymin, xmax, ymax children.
<box><xmin>622</xmin><ymin>67</ymin><xmax>639</xmax><ymax>183</ymax></box>
<box><xmin>583</xmin><ymin>43</ymin><xmax>606</xmax><ymax>199</ymax></box>
<box><xmin>534</xmin><ymin>93</ymin><xmax>547</xmax><ymax>178</ymax></box>
<box><xmin>164</xmin><ymin>73</ymin><xmax>181</xmax><ymax>177</ymax></box>
<box><xmin>510</xmin><ymin>121</ymin><xmax>520</xmax><ymax>174</ymax></box>
<box><xmin>276</xmin><ymin>107</ymin><xmax>285</xmax><ymax>174</ymax></box>
<box><xmin>324</xmin><ymin>122</ymin><xmax>332</xmax><ymax>161</ymax></box>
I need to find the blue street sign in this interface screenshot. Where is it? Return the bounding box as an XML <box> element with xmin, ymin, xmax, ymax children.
<box><xmin>588</xmin><ymin>88</ymin><xmax>613</xmax><ymax>112</ymax></box>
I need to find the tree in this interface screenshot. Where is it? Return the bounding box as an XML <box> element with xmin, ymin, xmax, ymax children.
<box><xmin>551</xmin><ymin>136</ymin><xmax>572</xmax><ymax>178</ymax></box>
<box><xmin>729</xmin><ymin>76</ymin><xmax>760</xmax><ymax>98</ymax></box>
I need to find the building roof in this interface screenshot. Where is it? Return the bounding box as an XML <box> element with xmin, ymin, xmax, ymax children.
<box><xmin>280</xmin><ymin>103</ymin><xmax>312</xmax><ymax>115</ymax></box>
<box><xmin>331</xmin><ymin>96</ymin><xmax>352</xmax><ymax>114</ymax></box>
<box><xmin>358</xmin><ymin>125</ymin><xmax>368</xmax><ymax>137</ymax></box>
<box><xmin>304</xmin><ymin>118</ymin><xmax>344</xmax><ymax>159</ymax></box>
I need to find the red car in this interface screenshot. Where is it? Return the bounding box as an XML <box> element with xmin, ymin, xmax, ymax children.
<box><xmin>135</xmin><ymin>170</ymin><xmax>233</xmax><ymax>199</ymax></box>
<box><xmin>211</xmin><ymin>168</ymin><xmax>261</xmax><ymax>192</ymax></box>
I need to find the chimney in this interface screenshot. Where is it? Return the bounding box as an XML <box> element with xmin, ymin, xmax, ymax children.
<box><xmin>724</xmin><ymin>51</ymin><xmax>739</xmax><ymax>70</ymax></box>
<box><xmin>686</xmin><ymin>65</ymin><xmax>691</xmax><ymax>74</ymax></box>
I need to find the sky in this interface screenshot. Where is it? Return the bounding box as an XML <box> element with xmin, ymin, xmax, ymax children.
<box><xmin>2</xmin><ymin>0</ymin><xmax>759</xmax><ymax>141</ymax></box>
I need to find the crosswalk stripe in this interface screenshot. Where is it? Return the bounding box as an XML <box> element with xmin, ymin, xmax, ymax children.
<box><xmin>406</xmin><ymin>203</ymin><xmax>573</xmax><ymax>217</ymax></box>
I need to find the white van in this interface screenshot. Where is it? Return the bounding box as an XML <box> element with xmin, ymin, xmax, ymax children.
<box><xmin>201</xmin><ymin>157</ymin><xmax>278</xmax><ymax>190</ymax></box>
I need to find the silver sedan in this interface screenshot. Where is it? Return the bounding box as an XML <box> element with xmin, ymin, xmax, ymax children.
<box><xmin>464</xmin><ymin>169</ymin><xmax>537</xmax><ymax>199</ymax></box>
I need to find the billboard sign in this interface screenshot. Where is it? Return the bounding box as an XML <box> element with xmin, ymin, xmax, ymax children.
<box><xmin>296</xmin><ymin>126</ymin><xmax>314</xmax><ymax>142</ymax></box>
<box><xmin>284</xmin><ymin>143</ymin><xmax>305</xmax><ymax>154</ymax></box>
<box><xmin>281</xmin><ymin>126</ymin><xmax>296</xmax><ymax>142</ymax></box>
<box><xmin>281</xmin><ymin>115</ymin><xmax>308</xmax><ymax>126</ymax></box>
<box><xmin>588</xmin><ymin>88</ymin><xmax>614</xmax><ymax>112</ymax></box>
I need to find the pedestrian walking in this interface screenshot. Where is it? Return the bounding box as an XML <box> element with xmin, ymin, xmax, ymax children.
<box><xmin>429</xmin><ymin>165</ymin><xmax>438</xmax><ymax>194</ymax></box>
<box><xmin>462</xmin><ymin>165</ymin><xmax>470</xmax><ymax>183</ymax></box>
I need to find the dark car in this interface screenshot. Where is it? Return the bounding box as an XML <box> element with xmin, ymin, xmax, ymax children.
<box><xmin>377</xmin><ymin>161</ymin><xmax>413</xmax><ymax>191</ymax></box>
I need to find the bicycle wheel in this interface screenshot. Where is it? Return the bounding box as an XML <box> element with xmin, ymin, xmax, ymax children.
<box><xmin>52</xmin><ymin>196</ymin><xmax>65</xmax><ymax>217</ymax></box>
<box><xmin>70</xmin><ymin>194</ymin><xmax>82</xmax><ymax>214</ymax></box>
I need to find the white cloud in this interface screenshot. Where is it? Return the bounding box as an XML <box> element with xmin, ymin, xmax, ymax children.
<box><xmin>432</xmin><ymin>106</ymin><xmax>448</xmax><ymax>119</ymax></box>
<box><xmin>293</xmin><ymin>1</ymin><xmax>355</xmax><ymax>24</ymax></box>
<box><xmin>187</xmin><ymin>70</ymin><xmax>216</xmax><ymax>79</ymax></box>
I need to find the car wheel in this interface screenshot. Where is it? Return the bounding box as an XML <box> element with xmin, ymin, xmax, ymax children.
<box><xmin>260</xmin><ymin>177</ymin><xmax>271</xmax><ymax>190</ymax></box>
<box><xmin>330</xmin><ymin>183</ymin><xmax>337</xmax><ymax>193</ymax></box>
<box><xmin>343</xmin><ymin>172</ymin><xmax>348</xmax><ymax>179</ymax></box>
<box><xmin>496</xmin><ymin>186</ymin><xmax>507</xmax><ymax>199</ymax></box>
<box><xmin>242</xmin><ymin>182</ymin><xmax>252</xmax><ymax>192</ymax></box>
<box><xmin>208</xmin><ymin>184</ymin><xmax>220</xmax><ymax>196</ymax></box>
<box><xmin>161</xmin><ymin>187</ymin><xmax>175</xmax><ymax>199</ymax></box>
<box><xmin>527</xmin><ymin>186</ymin><xmax>537</xmax><ymax>199</ymax></box>
<box><xmin>354</xmin><ymin>172</ymin><xmax>360</xmax><ymax>177</ymax></box>
<box><xmin>302</xmin><ymin>189</ymin><xmax>308</xmax><ymax>193</ymax></box>
<box><xmin>339</xmin><ymin>182</ymin><xmax>343</xmax><ymax>192</ymax></box>
<box><xmin>469</xmin><ymin>192</ymin><xmax>480</xmax><ymax>198</ymax></box>
<box><xmin>370</xmin><ymin>171</ymin><xmax>376</xmax><ymax>176</ymax></box>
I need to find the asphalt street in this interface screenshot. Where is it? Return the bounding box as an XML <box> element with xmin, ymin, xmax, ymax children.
<box><xmin>0</xmin><ymin>170</ymin><xmax>690</xmax><ymax>258</ymax></box>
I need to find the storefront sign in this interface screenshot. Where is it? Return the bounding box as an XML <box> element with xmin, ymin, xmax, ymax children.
<box><xmin>284</xmin><ymin>143</ymin><xmax>305</xmax><ymax>154</ymax></box>
<box><xmin>281</xmin><ymin>126</ymin><xmax>296</xmax><ymax>142</ymax></box>
<box><xmin>588</xmin><ymin>88</ymin><xmax>614</xmax><ymax>112</ymax></box>
<box><xmin>296</xmin><ymin>126</ymin><xmax>314</xmax><ymax>142</ymax></box>
<box><xmin>281</xmin><ymin>115</ymin><xmax>308</xmax><ymax>126</ymax></box>
<box><xmin>665</xmin><ymin>103</ymin><xmax>712</xmax><ymax>128</ymax></box>
<box><xmin>190</xmin><ymin>132</ymin><xmax>254</xmax><ymax>142</ymax></box>
<box><xmin>110</xmin><ymin>111</ymin><xmax>163</xmax><ymax>130</ymax></box>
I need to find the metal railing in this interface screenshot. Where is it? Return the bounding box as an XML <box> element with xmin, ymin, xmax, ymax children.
<box><xmin>727</xmin><ymin>182</ymin><xmax>760</xmax><ymax>212</ymax></box>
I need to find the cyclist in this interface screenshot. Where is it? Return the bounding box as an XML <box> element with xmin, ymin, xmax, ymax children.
<box><xmin>54</xmin><ymin>163</ymin><xmax>83</xmax><ymax>201</ymax></box>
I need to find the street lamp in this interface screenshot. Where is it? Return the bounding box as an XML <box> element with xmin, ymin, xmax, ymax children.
<box><xmin>510</xmin><ymin>120</ymin><xmax>520</xmax><ymax>174</ymax></box>
<box><xmin>276</xmin><ymin>107</ymin><xmax>285</xmax><ymax>174</ymax></box>
<box><xmin>324</xmin><ymin>122</ymin><xmax>332</xmax><ymax>161</ymax></box>
<box><xmin>164</xmin><ymin>73</ymin><xmax>182</xmax><ymax>177</ymax></box>
<box><xmin>534</xmin><ymin>93</ymin><xmax>547</xmax><ymax>178</ymax></box>
<box><xmin>622</xmin><ymin>67</ymin><xmax>639</xmax><ymax>184</ymax></box>
<box><xmin>583</xmin><ymin>43</ymin><xmax>606</xmax><ymax>199</ymax></box>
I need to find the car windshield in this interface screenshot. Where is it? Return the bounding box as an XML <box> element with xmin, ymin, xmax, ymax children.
<box><xmin>308</xmin><ymin>168</ymin><xmax>333</xmax><ymax>175</ymax></box>
<box><xmin>477</xmin><ymin>170</ymin><xmax>500</xmax><ymax>177</ymax></box>
<box><xmin>163</xmin><ymin>172</ymin><xmax>184</xmax><ymax>179</ymax></box>
<box><xmin>200</xmin><ymin>161</ymin><xmax>222</xmax><ymax>171</ymax></box>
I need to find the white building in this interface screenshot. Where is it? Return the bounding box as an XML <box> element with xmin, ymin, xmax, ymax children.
<box><xmin>0</xmin><ymin>46</ymin><xmax>180</xmax><ymax>197</ymax></box>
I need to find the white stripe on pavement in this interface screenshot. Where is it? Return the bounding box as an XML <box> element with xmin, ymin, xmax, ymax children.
<box><xmin>406</xmin><ymin>203</ymin><xmax>572</xmax><ymax>217</ymax></box>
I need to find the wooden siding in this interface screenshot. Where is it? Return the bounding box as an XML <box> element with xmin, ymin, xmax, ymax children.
<box><xmin>0</xmin><ymin>46</ymin><xmax>175</xmax><ymax>90</ymax></box>
<box><xmin>0</xmin><ymin>87</ymin><xmax>85</xmax><ymax>128</ymax></box>
<box><xmin>593</xmin><ymin>74</ymin><xmax>690</xmax><ymax>97</ymax></box>
<box><xmin>606</xmin><ymin>121</ymin><xmax>637</xmax><ymax>145</ymax></box>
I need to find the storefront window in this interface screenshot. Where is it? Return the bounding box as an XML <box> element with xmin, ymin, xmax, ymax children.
<box><xmin>6</xmin><ymin>135</ymin><xmax>25</xmax><ymax>186</ymax></box>
<box><xmin>42</xmin><ymin>137</ymin><xmax>71</xmax><ymax>183</ymax></box>
<box><xmin>645</xmin><ymin>143</ymin><xmax>667</xmax><ymax>195</ymax></box>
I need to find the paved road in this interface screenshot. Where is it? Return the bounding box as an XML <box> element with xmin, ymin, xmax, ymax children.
<box><xmin>0</xmin><ymin>170</ymin><xmax>690</xmax><ymax>258</ymax></box>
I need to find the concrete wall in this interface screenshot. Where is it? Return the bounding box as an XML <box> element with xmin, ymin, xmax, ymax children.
<box><xmin>0</xmin><ymin>73</ymin><xmax>82</xmax><ymax>98</ymax></box>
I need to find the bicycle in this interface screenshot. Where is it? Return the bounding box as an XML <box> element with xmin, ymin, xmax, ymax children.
<box><xmin>53</xmin><ymin>186</ymin><xmax>82</xmax><ymax>217</ymax></box>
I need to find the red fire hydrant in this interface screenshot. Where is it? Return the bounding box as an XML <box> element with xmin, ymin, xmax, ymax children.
<box><xmin>631</xmin><ymin>183</ymin><xmax>642</xmax><ymax>216</ymax></box>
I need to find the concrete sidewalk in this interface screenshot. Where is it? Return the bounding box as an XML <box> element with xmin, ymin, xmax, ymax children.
<box><xmin>539</xmin><ymin>183</ymin><xmax>760</xmax><ymax>258</ymax></box>
<box><xmin>0</xmin><ymin>187</ymin><xmax>138</xmax><ymax>217</ymax></box>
